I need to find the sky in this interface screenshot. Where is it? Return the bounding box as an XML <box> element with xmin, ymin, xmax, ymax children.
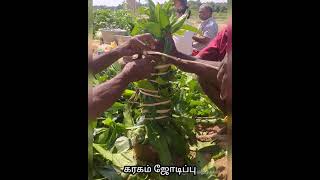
<box><xmin>93</xmin><ymin>0</ymin><xmax>227</xmax><ymax>7</ymax></box>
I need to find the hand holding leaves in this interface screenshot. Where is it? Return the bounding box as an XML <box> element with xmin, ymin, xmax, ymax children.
<box><xmin>119</xmin><ymin>33</ymin><xmax>158</xmax><ymax>56</ymax></box>
<box><xmin>122</xmin><ymin>57</ymin><xmax>156</xmax><ymax>82</ymax></box>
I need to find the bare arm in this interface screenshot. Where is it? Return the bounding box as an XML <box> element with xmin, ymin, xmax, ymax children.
<box><xmin>146</xmin><ymin>51</ymin><xmax>225</xmax><ymax>113</ymax></box>
<box><xmin>192</xmin><ymin>35</ymin><xmax>211</xmax><ymax>44</ymax></box>
<box><xmin>151</xmin><ymin>51</ymin><xmax>222</xmax><ymax>79</ymax></box>
<box><xmin>173</xmin><ymin>58</ymin><xmax>220</xmax><ymax>79</ymax></box>
<box><xmin>173</xmin><ymin>58</ymin><xmax>226</xmax><ymax>113</ymax></box>
<box><xmin>89</xmin><ymin>71</ymin><xmax>130</xmax><ymax>119</ymax></box>
<box><xmin>198</xmin><ymin>77</ymin><xmax>225</xmax><ymax>113</ymax></box>
<box><xmin>89</xmin><ymin>33</ymin><xmax>157</xmax><ymax>75</ymax></box>
<box><xmin>88</xmin><ymin>58</ymin><xmax>155</xmax><ymax>120</ymax></box>
<box><xmin>89</xmin><ymin>48</ymin><xmax>123</xmax><ymax>74</ymax></box>
<box><xmin>172</xmin><ymin>51</ymin><xmax>220</xmax><ymax>67</ymax></box>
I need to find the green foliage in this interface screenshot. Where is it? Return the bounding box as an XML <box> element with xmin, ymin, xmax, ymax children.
<box><xmin>130</xmin><ymin>0</ymin><xmax>196</xmax><ymax>39</ymax></box>
<box><xmin>172</xmin><ymin>70</ymin><xmax>224</xmax><ymax>118</ymax></box>
<box><xmin>145</xmin><ymin>121</ymin><xmax>172</xmax><ymax>165</ymax></box>
<box><xmin>93</xmin><ymin>9</ymin><xmax>134</xmax><ymax>36</ymax></box>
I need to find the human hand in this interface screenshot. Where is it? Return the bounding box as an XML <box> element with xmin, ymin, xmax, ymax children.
<box><xmin>119</xmin><ymin>33</ymin><xmax>158</xmax><ymax>56</ymax></box>
<box><xmin>122</xmin><ymin>56</ymin><xmax>156</xmax><ymax>82</ymax></box>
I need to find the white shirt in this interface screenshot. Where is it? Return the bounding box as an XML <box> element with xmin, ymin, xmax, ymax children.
<box><xmin>193</xmin><ymin>17</ymin><xmax>218</xmax><ymax>51</ymax></box>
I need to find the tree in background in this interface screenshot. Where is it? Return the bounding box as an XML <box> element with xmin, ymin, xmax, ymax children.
<box><xmin>186</xmin><ymin>1</ymin><xmax>228</xmax><ymax>13</ymax></box>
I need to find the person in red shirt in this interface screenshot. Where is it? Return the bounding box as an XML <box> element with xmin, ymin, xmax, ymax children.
<box><xmin>195</xmin><ymin>26</ymin><xmax>229</xmax><ymax>61</ymax></box>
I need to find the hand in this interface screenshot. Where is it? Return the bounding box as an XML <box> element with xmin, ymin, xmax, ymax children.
<box><xmin>119</xmin><ymin>33</ymin><xmax>158</xmax><ymax>56</ymax></box>
<box><xmin>217</xmin><ymin>53</ymin><xmax>232</xmax><ymax>108</ymax></box>
<box><xmin>118</xmin><ymin>56</ymin><xmax>134</xmax><ymax>69</ymax></box>
<box><xmin>153</xmin><ymin>33</ymin><xmax>178</xmax><ymax>56</ymax></box>
<box><xmin>142</xmin><ymin>52</ymin><xmax>180</xmax><ymax>67</ymax></box>
<box><xmin>122</xmin><ymin>57</ymin><xmax>156</xmax><ymax>82</ymax></box>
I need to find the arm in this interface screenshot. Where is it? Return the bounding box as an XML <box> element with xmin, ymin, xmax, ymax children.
<box><xmin>170</xmin><ymin>57</ymin><xmax>221</xmax><ymax>81</ymax></box>
<box><xmin>89</xmin><ymin>48</ymin><xmax>123</xmax><ymax>74</ymax></box>
<box><xmin>169</xmin><ymin>56</ymin><xmax>225</xmax><ymax>112</ymax></box>
<box><xmin>88</xmin><ymin>58</ymin><xmax>155</xmax><ymax>120</ymax></box>
<box><xmin>192</xmin><ymin>36</ymin><xmax>211</xmax><ymax>44</ymax></box>
<box><xmin>172</xmin><ymin>50</ymin><xmax>221</xmax><ymax>68</ymax></box>
<box><xmin>198</xmin><ymin>76</ymin><xmax>225</xmax><ymax>113</ymax></box>
<box><xmin>147</xmin><ymin>51</ymin><xmax>222</xmax><ymax>79</ymax></box>
<box><xmin>175</xmin><ymin>58</ymin><xmax>227</xmax><ymax>113</ymax></box>
<box><xmin>147</xmin><ymin>50</ymin><xmax>226</xmax><ymax>112</ymax></box>
<box><xmin>195</xmin><ymin>28</ymin><xmax>227</xmax><ymax>61</ymax></box>
<box><xmin>192</xmin><ymin>22</ymin><xmax>218</xmax><ymax>46</ymax></box>
<box><xmin>89</xmin><ymin>71</ymin><xmax>131</xmax><ymax>119</ymax></box>
<box><xmin>89</xmin><ymin>33</ymin><xmax>157</xmax><ymax>74</ymax></box>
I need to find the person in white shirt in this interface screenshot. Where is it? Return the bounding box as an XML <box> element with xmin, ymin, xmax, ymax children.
<box><xmin>193</xmin><ymin>4</ymin><xmax>218</xmax><ymax>51</ymax></box>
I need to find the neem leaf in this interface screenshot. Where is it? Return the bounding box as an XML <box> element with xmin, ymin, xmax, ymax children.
<box><xmin>122</xmin><ymin>89</ymin><xmax>135</xmax><ymax>98</ymax></box>
<box><xmin>146</xmin><ymin>122</ymin><xmax>172</xmax><ymax>165</ymax></box>
<box><xmin>114</xmin><ymin>136</ymin><xmax>131</xmax><ymax>153</ymax></box>
<box><xmin>180</xmin><ymin>24</ymin><xmax>199</xmax><ymax>33</ymax></box>
<box><xmin>155</xmin><ymin>3</ymin><xmax>161</xmax><ymax>23</ymax></box>
<box><xmin>136</xmin><ymin>80</ymin><xmax>156</xmax><ymax>90</ymax></box>
<box><xmin>174</xmin><ymin>29</ymin><xmax>187</xmax><ymax>36</ymax></box>
<box><xmin>170</xmin><ymin>10</ymin><xmax>190</xmax><ymax>33</ymax></box>
<box><xmin>123</xmin><ymin>105</ymin><xmax>134</xmax><ymax>127</ymax></box>
<box><xmin>145</xmin><ymin>22</ymin><xmax>161</xmax><ymax>39</ymax></box>
<box><xmin>159</xmin><ymin>7</ymin><xmax>169</xmax><ymax>29</ymax></box>
<box><xmin>93</xmin><ymin>143</ymin><xmax>137</xmax><ymax>168</ymax></box>
<box><xmin>147</xmin><ymin>0</ymin><xmax>156</xmax><ymax>21</ymax></box>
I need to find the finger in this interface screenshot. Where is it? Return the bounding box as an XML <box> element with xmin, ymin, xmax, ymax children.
<box><xmin>143</xmin><ymin>55</ymin><xmax>161</xmax><ymax>62</ymax></box>
<box><xmin>137</xmin><ymin>33</ymin><xmax>157</xmax><ymax>50</ymax></box>
<box><xmin>123</xmin><ymin>56</ymin><xmax>134</xmax><ymax>63</ymax></box>
<box><xmin>142</xmin><ymin>54</ymin><xmax>152</xmax><ymax>59</ymax></box>
<box><xmin>220</xmin><ymin>75</ymin><xmax>228</xmax><ymax>100</ymax></box>
<box><xmin>135</xmin><ymin>36</ymin><xmax>147</xmax><ymax>46</ymax></box>
<box><xmin>217</xmin><ymin>64</ymin><xmax>226</xmax><ymax>82</ymax></box>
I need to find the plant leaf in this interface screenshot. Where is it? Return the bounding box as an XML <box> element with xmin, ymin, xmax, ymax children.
<box><xmin>93</xmin><ymin>143</ymin><xmax>137</xmax><ymax>168</ymax></box>
<box><xmin>146</xmin><ymin>122</ymin><xmax>172</xmax><ymax>165</ymax></box>
<box><xmin>180</xmin><ymin>24</ymin><xmax>199</xmax><ymax>33</ymax></box>
<box><xmin>196</xmin><ymin>151</ymin><xmax>217</xmax><ymax>179</ymax></box>
<box><xmin>136</xmin><ymin>80</ymin><xmax>156</xmax><ymax>90</ymax></box>
<box><xmin>145</xmin><ymin>22</ymin><xmax>161</xmax><ymax>39</ymax></box>
<box><xmin>169</xmin><ymin>14</ymin><xmax>178</xmax><ymax>25</ymax></box>
<box><xmin>122</xmin><ymin>89</ymin><xmax>135</xmax><ymax>98</ymax></box>
<box><xmin>138</xmin><ymin>6</ymin><xmax>149</xmax><ymax>16</ymax></box>
<box><xmin>170</xmin><ymin>10</ymin><xmax>190</xmax><ymax>33</ymax></box>
<box><xmin>174</xmin><ymin>29</ymin><xmax>186</xmax><ymax>36</ymax></box>
<box><xmin>96</xmin><ymin>166</ymin><xmax>122</xmax><ymax>180</ymax></box>
<box><xmin>93</xmin><ymin>143</ymin><xmax>113</xmax><ymax>160</ymax></box>
<box><xmin>163</xmin><ymin>124</ymin><xmax>187</xmax><ymax>156</ymax></box>
<box><xmin>123</xmin><ymin>105</ymin><xmax>134</xmax><ymax>127</ymax></box>
<box><xmin>159</xmin><ymin>7</ymin><xmax>169</xmax><ymax>29</ymax></box>
<box><xmin>155</xmin><ymin>3</ymin><xmax>161</xmax><ymax>23</ymax></box>
<box><xmin>147</xmin><ymin>0</ymin><xmax>156</xmax><ymax>21</ymax></box>
<box><xmin>114</xmin><ymin>136</ymin><xmax>131</xmax><ymax>153</ymax></box>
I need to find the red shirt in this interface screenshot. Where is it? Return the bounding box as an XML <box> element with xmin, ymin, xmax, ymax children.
<box><xmin>196</xmin><ymin>26</ymin><xmax>229</xmax><ymax>61</ymax></box>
